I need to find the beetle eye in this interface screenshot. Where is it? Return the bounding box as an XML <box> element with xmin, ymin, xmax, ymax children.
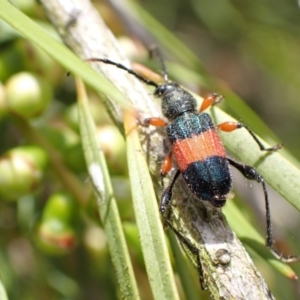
<box><xmin>154</xmin><ymin>85</ymin><xmax>166</xmax><ymax>97</ymax></box>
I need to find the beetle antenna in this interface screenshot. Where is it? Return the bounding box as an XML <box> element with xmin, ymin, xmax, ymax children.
<box><xmin>149</xmin><ymin>47</ymin><xmax>169</xmax><ymax>83</ymax></box>
<box><xmin>85</xmin><ymin>58</ymin><xmax>159</xmax><ymax>88</ymax></box>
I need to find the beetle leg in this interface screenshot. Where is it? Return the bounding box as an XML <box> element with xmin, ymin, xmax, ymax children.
<box><xmin>218</xmin><ymin>122</ymin><xmax>282</xmax><ymax>151</ymax></box>
<box><xmin>227</xmin><ymin>157</ymin><xmax>299</xmax><ymax>262</ymax></box>
<box><xmin>160</xmin><ymin>170</ymin><xmax>181</xmax><ymax>214</ymax></box>
<box><xmin>200</xmin><ymin>93</ymin><xmax>224</xmax><ymax>112</ymax></box>
<box><xmin>160</xmin><ymin>151</ymin><xmax>173</xmax><ymax>188</ymax></box>
<box><xmin>165</xmin><ymin>218</ymin><xmax>207</xmax><ymax>290</ymax></box>
<box><xmin>144</xmin><ymin>117</ymin><xmax>167</xmax><ymax>127</ymax></box>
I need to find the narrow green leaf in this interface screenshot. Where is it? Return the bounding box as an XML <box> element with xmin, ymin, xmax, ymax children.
<box><xmin>0</xmin><ymin>0</ymin><xmax>129</xmax><ymax>108</ymax></box>
<box><xmin>167</xmin><ymin>232</ymin><xmax>200</xmax><ymax>300</ymax></box>
<box><xmin>209</xmin><ymin>104</ymin><xmax>300</xmax><ymax>213</ymax></box>
<box><xmin>224</xmin><ymin>200</ymin><xmax>297</xmax><ymax>279</ymax></box>
<box><xmin>124</xmin><ymin>110</ymin><xmax>180</xmax><ymax>300</ymax></box>
<box><xmin>128</xmin><ymin>0</ymin><xmax>203</xmax><ymax>72</ymax></box>
<box><xmin>0</xmin><ymin>276</ymin><xmax>8</xmax><ymax>300</ymax></box>
<box><xmin>76</xmin><ymin>78</ymin><xmax>140</xmax><ymax>300</ymax></box>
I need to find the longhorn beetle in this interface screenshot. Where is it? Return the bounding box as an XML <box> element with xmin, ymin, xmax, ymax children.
<box><xmin>86</xmin><ymin>51</ymin><xmax>298</xmax><ymax>288</ymax></box>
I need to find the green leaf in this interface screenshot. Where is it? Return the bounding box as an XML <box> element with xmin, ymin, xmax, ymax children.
<box><xmin>76</xmin><ymin>78</ymin><xmax>140</xmax><ymax>300</ymax></box>
<box><xmin>167</xmin><ymin>232</ymin><xmax>201</xmax><ymax>300</ymax></box>
<box><xmin>209</xmin><ymin>104</ymin><xmax>300</xmax><ymax>213</ymax></box>
<box><xmin>0</xmin><ymin>276</ymin><xmax>8</xmax><ymax>300</ymax></box>
<box><xmin>0</xmin><ymin>0</ymin><xmax>129</xmax><ymax>109</ymax></box>
<box><xmin>224</xmin><ymin>200</ymin><xmax>297</xmax><ymax>279</ymax></box>
<box><xmin>124</xmin><ymin>110</ymin><xmax>180</xmax><ymax>300</ymax></box>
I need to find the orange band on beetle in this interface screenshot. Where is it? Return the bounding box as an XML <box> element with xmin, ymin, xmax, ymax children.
<box><xmin>172</xmin><ymin>129</ymin><xmax>226</xmax><ymax>171</ymax></box>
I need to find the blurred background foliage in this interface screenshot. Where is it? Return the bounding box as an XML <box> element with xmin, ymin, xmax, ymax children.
<box><xmin>0</xmin><ymin>0</ymin><xmax>300</xmax><ymax>299</ymax></box>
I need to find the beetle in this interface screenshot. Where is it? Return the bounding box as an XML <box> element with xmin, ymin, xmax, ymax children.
<box><xmin>86</xmin><ymin>52</ymin><xmax>298</xmax><ymax>288</ymax></box>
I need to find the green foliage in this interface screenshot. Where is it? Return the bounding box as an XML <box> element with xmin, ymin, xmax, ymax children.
<box><xmin>0</xmin><ymin>0</ymin><xmax>300</xmax><ymax>299</ymax></box>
